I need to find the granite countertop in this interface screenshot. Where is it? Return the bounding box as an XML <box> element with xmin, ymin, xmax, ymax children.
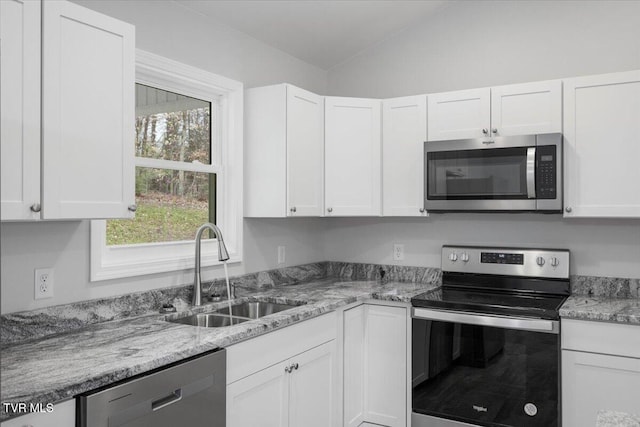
<box><xmin>559</xmin><ymin>295</ymin><xmax>640</xmax><ymax>324</ymax></box>
<box><xmin>0</xmin><ymin>278</ymin><xmax>436</xmax><ymax>421</ymax></box>
<box><xmin>597</xmin><ymin>410</ymin><xmax>640</xmax><ymax>427</ymax></box>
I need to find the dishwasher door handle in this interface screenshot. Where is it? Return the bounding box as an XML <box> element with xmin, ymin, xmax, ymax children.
<box><xmin>152</xmin><ymin>389</ymin><xmax>182</xmax><ymax>411</ymax></box>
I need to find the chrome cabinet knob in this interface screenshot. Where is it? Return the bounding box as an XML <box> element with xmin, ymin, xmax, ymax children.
<box><xmin>482</xmin><ymin>128</ymin><xmax>489</xmax><ymax>135</ymax></box>
<box><xmin>290</xmin><ymin>207</ymin><xmax>297</xmax><ymax>213</ymax></box>
<box><xmin>419</xmin><ymin>208</ymin><xmax>425</xmax><ymax>213</ymax></box>
<box><xmin>492</xmin><ymin>128</ymin><xmax>498</xmax><ymax>134</ymax></box>
<box><xmin>536</xmin><ymin>256</ymin><xmax>545</xmax><ymax>266</ymax></box>
<box><xmin>565</xmin><ymin>206</ymin><xmax>572</xmax><ymax>213</ymax></box>
<box><xmin>327</xmin><ymin>207</ymin><xmax>333</xmax><ymax>213</ymax></box>
<box><xmin>285</xmin><ymin>365</ymin><xmax>291</xmax><ymax>373</ymax></box>
<box><xmin>30</xmin><ymin>203</ymin><xmax>41</xmax><ymax>213</ymax></box>
<box><xmin>293</xmin><ymin>363</ymin><xmax>299</xmax><ymax>370</ymax></box>
<box><xmin>128</xmin><ymin>204</ymin><xmax>137</xmax><ymax>212</ymax></box>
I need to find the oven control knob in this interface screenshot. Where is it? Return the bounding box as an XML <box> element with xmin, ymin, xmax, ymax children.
<box><xmin>460</xmin><ymin>252</ymin><xmax>470</xmax><ymax>263</ymax></box>
<box><xmin>550</xmin><ymin>257</ymin><xmax>560</xmax><ymax>267</ymax></box>
<box><xmin>449</xmin><ymin>253</ymin><xmax>458</xmax><ymax>262</ymax></box>
<box><xmin>536</xmin><ymin>256</ymin><xmax>545</xmax><ymax>266</ymax></box>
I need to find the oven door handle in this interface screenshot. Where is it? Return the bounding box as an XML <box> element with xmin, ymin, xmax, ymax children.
<box><xmin>412</xmin><ymin>307</ymin><xmax>558</xmax><ymax>334</ymax></box>
<box><xmin>526</xmin><ymin>147</ymin><xmax>536</xmax><ymax>198</ymax></box>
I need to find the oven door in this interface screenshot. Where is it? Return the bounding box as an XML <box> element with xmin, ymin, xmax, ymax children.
<box><xmin>424</xmin><ymin>133</ymin><xmax>561</xmax><ymax>212</ymax></box>
<box><xmin>411</xmin><ymin>308</ymin><xmax>560</xmax><ymax>427</ymax></box>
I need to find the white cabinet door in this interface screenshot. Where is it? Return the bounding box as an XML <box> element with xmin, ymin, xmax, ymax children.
<box><xmin>562</xmin><ymin>350</ymin><xmax>640</xmax><ymax>427</ymax></box>
<box><xmin>382</xmin><ymin>95</ymin><xmax>428</xmax><ymax>217</ymax></box>
<box><xmin>244</xmin><ymin>84</ymin><xmax>323</xmax><ymax>218</ymax></box>
<box><xmin>287</xmin><ymin>86</ymin><xmax>324</xmax><ymax>216</ymax></box>
<box><xmin>325</xmin><ymin>97</ymin><xmax>381</xmax><ymax>216</ymax></box>
<box><xmin>364</xmin><ymin>305</ymin><xmax>407</xmax><ymax>427</ymax></box>
<box><xmin>427</xmin><ymin>88</ymin><xmax>490</xmax><ymax>141</ymax></box>
<box><xmin>0</xmin><ymin>399</ymin><xmax>75</xmax><ymax>427</ymax></box>
<box><xmin>563</xmin><ymin>70</ymin><xmax>640</xmax><ymax>217</ymax></box>
<box><xmin>343</xmin><ymin>305</ymin><xmax>366</xmax><ymax>427</ymax></box>
<box><xmin>491</xmin><ymin>80</ymin><xmax>562</xmax><ymax>136</ymax></box>
<box><xmin>41</xmin><ymin>0</ymin><xmax>135</xmax><ymax>219</ymax></box>
<box><xmin>289</xmin><ymin>341</ymin><xmax>336</xmax><ymax>427</ymax></box>
<box><xmin>227</xmin><ymin>359</ymin><xmax>289</xmax><ymax>427</ymax></box>
<box><xmin>0</xmin><ymin>0</ymin><xmax>41</xmax><ymax>220</ymax></box>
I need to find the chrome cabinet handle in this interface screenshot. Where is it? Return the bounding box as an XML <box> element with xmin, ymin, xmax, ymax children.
<box><xmin>30</xmin><ymin>203</ymin><xmax>41</xmax><ymax>213</ymax></box>
<box><xmin>492</xmin><ymin>128</ymin><xmax>498</xmax><ymax>134</ymax></box>
<box><xmin>293</xmin><ymin>363</ymin><xmax>299</xmax><ymax>370</ymax></box>
<box><xmin>327</xmin><ymin>207</ymin><xmax>333</xmax><ymax>213</ymax></box>
<box><xmin>419</xmin><ymin>208</ymin><xmax>425</xmax><ymax>213</ymax></box>
<box><xmin>290</xmin><ymin>207</ymin><xmax>297</xmax><ymax>213</ymax></box>
<box><xmin>285</xmin><ymin>365</ymin><xmax>291</xmax><ymax>373</ymax></box>
<box><xmin>565</xmin><ymin>206</ymin><xmax>572</xmax><ymax>213</ymax></box>
<box><xmin>482</xmin><ymin>128</ymin><xmax>489</xmax><ymax>135</ymax></box>
<box><xmin>128</xmin><ymin>204</ymin><xmax>137</xmax><ymax>212</ymax></box>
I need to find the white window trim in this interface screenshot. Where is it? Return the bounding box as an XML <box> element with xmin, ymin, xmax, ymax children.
<box><xmin>90</xmin><ymin>49</ymin><xmax>243</xmax><ymax>281</ymax></box>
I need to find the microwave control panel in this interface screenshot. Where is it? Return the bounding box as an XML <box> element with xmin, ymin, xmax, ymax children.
<box><xmin>536</xmin><ymin>145</ymin><xmax>556</xmax><ymax>199</ymax></box>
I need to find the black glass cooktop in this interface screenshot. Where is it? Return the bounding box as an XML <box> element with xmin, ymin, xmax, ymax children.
<box><xmin>412</xmin><ymin>288</ymin><xmax>567</xmax><ymax>320</ymax></box>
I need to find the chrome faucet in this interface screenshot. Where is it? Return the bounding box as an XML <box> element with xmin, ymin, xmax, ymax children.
<box><xmin>193</xmin><ymin>223</ymin><xmax>230</xmax><ymax>306</ymax></box>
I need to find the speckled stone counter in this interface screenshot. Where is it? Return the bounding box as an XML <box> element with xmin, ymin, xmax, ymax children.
<box><xmin>0</xmin><ymin>275</ymin><xmax>438</xmax><ymax>421</ymax></box>
<box><xmin>560</xmin><ymin>296</ymin><xmax>640</xmax><ymax>324</ymax></box>
<box><xmin>597</xmin><ymin>410</ymin><xmax>640</xmax><ymax>427</ymax></box>
<box><xmin>561</xmin><ymin>275</ymin><xmax>640</xmax><ymax>324</ymax></box>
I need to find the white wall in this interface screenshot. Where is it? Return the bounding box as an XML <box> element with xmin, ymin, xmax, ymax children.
<box><xmin>0</xmin><ymin>0</ymin><xmax>328</xmax><ymax>314</ymax></box>
<box><xmin>328</xmin><ymin>0</ymin><xmax>640</xmax><ymax>97</ymax></box>
<box><xmin>321</xmin><ymin>216</ymin><xmax>640</xmax><ymax>278</ymax></box>
<box><xmin>324</xmin><ymin>0</ymin><xmax>640</xmax><ymax>279</ymax></box>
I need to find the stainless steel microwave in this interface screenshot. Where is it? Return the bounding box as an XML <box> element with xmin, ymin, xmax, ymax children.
<box><xmin>424</xmin><ymin>133</ymin><xmax>562</xmax><ymax>212</ymax></box>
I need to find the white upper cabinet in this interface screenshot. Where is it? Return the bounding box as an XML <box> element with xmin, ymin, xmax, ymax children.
<box><xmin>325</xmin><ymin>97</ymin><xmax>381</xmax><ymax>216</ymax></box>
<box><xmin>563</xmin><ymin>70</ymin><xmax>640</xmax><ymax>218</ymax></box>
<box><xmin>382</xmin><ymin>95</ymin><xmax>428</xmax><ymax>217</ymax></box>
<box><xmin>491</xmin><ymin>80</ymin><xmax>562</xmax><ymax>136</ymax></box>
<box><xmin>427</xmin><ymin>80</ymin><xmax>561</xmax><ymax>141</ymax></box>
<box><xmin>1</xmin><ymin>0</ymin><xmax>41</xmax><ymax>220</ymax></box>
<box><xmin>1</xmin><ymin>0</ymin><xmax>135</xmax><ymax>221</ymax></box>
<box><xmin>42</xmin><ymin>0</ymin><xmax>135</xmax><ymax>219</ymax></box>
<box><xmin>245</xmin><ymin>84</ymin><xmax>324</xmax><ymax>217</ymax></box>
<box><xmin>427</xmin><ymin>88</ymin><xmax>490</xmax><ymax>141</ymax></box>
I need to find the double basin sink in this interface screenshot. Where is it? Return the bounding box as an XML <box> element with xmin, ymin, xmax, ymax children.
<box><xmin>169</xmin><ymin>300</ymin><xmax>304</xmax><ymax>328</ymax></box>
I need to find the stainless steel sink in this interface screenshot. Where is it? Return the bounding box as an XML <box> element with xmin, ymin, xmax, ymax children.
<box><xmin>170</xmin><ymin>313</ymin><xmax>249</xmax><ymax>327</ymax></box>
<box><xmin>216</xmin><ymin>301</ymin><xmax>303</xmax><ymax>319</ymax></box>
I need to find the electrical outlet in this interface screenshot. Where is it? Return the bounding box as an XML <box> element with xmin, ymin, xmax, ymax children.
<box><xmin>34</xmin><ymin>268</ymin><xmax>54</xmax><ymax>299</ymax></box>
<box><xmin>277</xmin><ymin>246</ymin><xmax>286</xmax><ymax>265</ymax></box>
<box><xmin>393</xmin><ymin>244</ymin><xmax>405</xmax><ymax>261</ymax></box>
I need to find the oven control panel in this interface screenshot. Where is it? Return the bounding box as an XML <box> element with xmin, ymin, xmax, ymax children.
<box><xmin>442</xmin><ymin>246</ymin><xmax>570</xmax><ymax>279</ymax></box>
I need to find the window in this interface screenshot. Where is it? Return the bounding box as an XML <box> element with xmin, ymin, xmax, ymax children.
<box><xmin>90</xmin><ymin>50</ymin><xmax>243</xmax><ymax>281</ymax></box>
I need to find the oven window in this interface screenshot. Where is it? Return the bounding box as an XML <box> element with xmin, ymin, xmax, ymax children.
<box><xmin>412</xmin><ymin>320</ymin><xmax>559</xmax><ymax>427</ymax></box>
<box><xmin>427</xmin><ymin>147</ymin><xmax>529</xmax><ymax>199</ymax></box>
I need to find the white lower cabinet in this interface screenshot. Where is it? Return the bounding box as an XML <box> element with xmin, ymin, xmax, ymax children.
<box><xmin>226</xmin><ymin>313</ymin><xmax>337</xmax><ymax>427</ymax></box>
<box><xmin>343</xmin><ymin>303</ymin><xmax>408</xmax><ymax>427</ymax></box>
<box><xmin>561</xmin><ymin>319</ymin><xmax>640</xmax><ymax>427</ymax></box>
<box><xmin>0</xmin><ymin>399</ymin><xmax>75</xmax><ymax>427</ymax></box>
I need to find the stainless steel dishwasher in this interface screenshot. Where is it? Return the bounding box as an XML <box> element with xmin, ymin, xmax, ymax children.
<box><xmin>78</xmin><ymin>349</ymin><xmax>225</xmax><ymax>427</ymax></box>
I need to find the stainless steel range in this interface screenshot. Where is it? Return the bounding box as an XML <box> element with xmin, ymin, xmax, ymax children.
<box><xmin>411</xmin><ymin>246</ymin><xmax>570</xmax><ymax>427</ymax></box>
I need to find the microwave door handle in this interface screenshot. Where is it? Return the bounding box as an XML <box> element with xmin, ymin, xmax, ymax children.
<box><xmin>526</xmin><ymin>147</ymin><xmax>536</xmax><ymax>198</ymax></box>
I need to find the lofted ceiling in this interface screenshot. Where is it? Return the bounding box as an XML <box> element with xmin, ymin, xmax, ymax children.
<box><xmin>175</xmin><ymin>0</ymin><xmax>450</xmax><ymax>70</ymax></box>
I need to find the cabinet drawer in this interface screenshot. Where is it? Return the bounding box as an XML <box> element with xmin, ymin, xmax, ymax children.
<box><xmin>227</xmin><ymin>312</ymin><xmax>337</xmax><ymax>384</ymax></box>
<box><xmin>561</xmin><ymin>318</ymin><xmax>640</xmax><ymax>358</ymax></box>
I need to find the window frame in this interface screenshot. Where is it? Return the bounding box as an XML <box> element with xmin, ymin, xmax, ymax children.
<box><xmin>90</xmin><ymin>50</ymin><xmax>243</xmax><ymax>281</ymax></box>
